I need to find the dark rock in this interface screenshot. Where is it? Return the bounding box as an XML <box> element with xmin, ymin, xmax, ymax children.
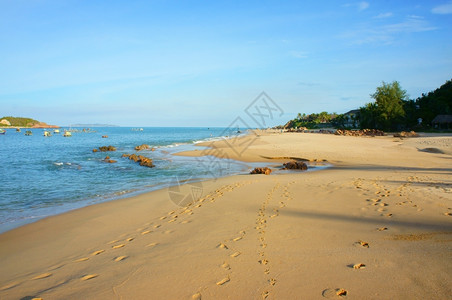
<box><xmin>98</xmin><ymin>145</ymin><xmax>117</xmax><ymax>152</ymax></box>
<box><xmin>93</xmin><ymin>148</ymin><xmax>98</xmax><ymax>153</ymax></box>
<box><xmin>393</xmin><ymin>131</ymin><xmax>419</xmax><ymax>138</ymax></box>
<box><xmin>335</xmin><ymin>129</ymin><xmax>385</xmax><ymax>137</ymax></box>
<box><xmin>250</xmin><ymin>167</ymin><xmax>272</xmax><ymax>175</ymax></box>
<box><xmin>122</xmin><ymin>153</ymin><xmax>155</xmax><ymax>168</ymax></box>
<box><xmin>282</xmin><ymin>161</ymin><xmax>308</xmax><ymax>170</ymax></box>
<box><xmin>135</xmin><ymin>144</ymin><xmax>150</xmax><ymax>151</ymax></box>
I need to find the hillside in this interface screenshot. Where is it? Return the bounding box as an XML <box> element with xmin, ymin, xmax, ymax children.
<box><xmin>0</xmin><ymin>116</ymin><xmax>59</xmax><ymax>128</ymax></box>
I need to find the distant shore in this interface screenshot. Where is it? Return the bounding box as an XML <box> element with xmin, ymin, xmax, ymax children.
<box><xmin>0</xmin><ymin>131</ymin><xmax>451</xmax><ymax>299</ymax></box>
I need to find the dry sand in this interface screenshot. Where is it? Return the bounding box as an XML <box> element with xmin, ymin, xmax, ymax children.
<box><xmin>0</xmin><ymin>132</ymin><xmax>451</xmax><ymax>299</ymax></box>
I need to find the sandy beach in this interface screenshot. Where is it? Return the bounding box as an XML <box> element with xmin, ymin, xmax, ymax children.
<box><xmin>1</xmin><ymin>131</ymin><xmax>451</xmax><ymax>299</ymax></box>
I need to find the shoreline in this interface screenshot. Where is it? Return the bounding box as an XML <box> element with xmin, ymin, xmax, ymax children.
<box><xmin>1</xmin><ymin>132</ymin><xmax>451</xmax><ymax>299</ymax></box>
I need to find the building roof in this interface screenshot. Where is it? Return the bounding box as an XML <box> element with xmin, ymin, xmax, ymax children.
<box><xmin>432</xmin><ymin>115</ymin><xmax>452</xmax><ymax>123</ymax></box>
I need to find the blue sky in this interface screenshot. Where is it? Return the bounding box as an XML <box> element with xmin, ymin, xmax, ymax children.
<box><xmin>1</xmin><ymin>0</ymin><xmax>451</xmax><ymax>126</ymax></box>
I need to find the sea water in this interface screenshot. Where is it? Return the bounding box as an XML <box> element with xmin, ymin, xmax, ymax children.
<box><xmin>0</xmin><ymin>127</ymin><xmax>261</xmax><ymax>233</ymax></box>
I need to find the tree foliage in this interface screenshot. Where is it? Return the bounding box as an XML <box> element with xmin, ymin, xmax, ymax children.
<box><xmin>359</xmin><ymin>81</ymin><xmax>407</xmax><ymax>131</ymax></box>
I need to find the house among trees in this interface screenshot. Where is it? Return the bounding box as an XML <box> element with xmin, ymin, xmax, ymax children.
<box><xmin>432</xmin><ymin>115</ymin><xmax>452</xmax><ymax>130</ymax></box>
<box><xmin>343</xmin><ymin>109</ymin><xmax>360</xmax><ymax>128</ymax></box>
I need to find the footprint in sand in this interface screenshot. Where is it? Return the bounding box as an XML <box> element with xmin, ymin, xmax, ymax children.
<box><xmin>74</xmin><ymin>257</ymin><xmax>89</xmax><ymax>262</ymax></box>
<box><xmin>107</xmin><ymin>239</ymin><xmax>119</xmax><ymax>244</ymax></box>
<box><xmin>216</xmin><ymin>276</ymin><xmax>230</xmax><ymax>286</ymax></box>
<box><xmin>444</xmin><ymin>212</ymin><xmax>452</xmax><ymax>216</ymax></box>
<box><xmin>32</xmin><ymin>273</ymin><xmax>52</xmax><ymax>280</ymax></box>
<box><xmin>262</xmin><ymin>291</ymin><xmax>269</xmax><ymax>299</ymax></box>
<box><xmin>233</xmin><ymin>236</ymin><xmax>243</xmax><ymax>242</ymax></box>
<box><xmin>114</xmin><ymin>256</ymin><xmax>128</xmax><ymax>262</ymax></box>
<box><xmin>259</xmin><ymin>259</ymin><xmax>269</xmax><ymax>265</ymax></box>
<box><xmin>221</xmin><ymin>262</ymin><xmax>231</xmax><ymax>270</ymax></box>
<box><xmin>322</xmin><ymin>288</ymin><xmax>348</xmax><ymax>298</ymax></box>
<box><xmin>81</xmin><ymin>274</ymin><xmax>98</xmax><ymax>281</ymax></box>
<box><xmin>154</xmin><ymin>225</ymin><xmax>161</xmax><ymax>229</ymax></box>
<box><xmin>126</xmin><ymin>237</ymin><xmax>134</xmax><ymax>242</ymax></box>
<box><xmin>0</xmin><ymin>282</ymin><xmax>20</xmax><ymax>291</ymax></box>
<box><xmin>160</xmin><ymin>216</ymin><xmax>167</xmax><ymax>220</ymax></box>
<box><xmin>377</xmin><ymin>227</ymin><xmax>388</xmax><ymax>231</ymax></box>
<box><xmin>269</xmin><ymin>278</ymin><xmax>277</xmax><ymax>286</ymax></box>
<box><xmin>112</xmin><ymin>244</ymin><xmax>125</xmax><ymax>249</ymax></box>
<box><xmin>181</xmin><ymin>220</ymin><xmax>191</xmax><ymax>224</ymax></box>
<box><xmin>91</xmin><ymin>250</ymin><xmax>105</xmax><ymax>256</ymax></box>
<box><xmin>217</xmin><ymin>243</ymin><xmax>228</xmax><ymax>249</ymax></box>
<box><xmin>168</xmin><ymin>219</ymin><xmax>176</xmax><ymax>223</ymax></box>
<box><xmin>141</xmin><ymin>230</ymin><xmax>152</xmax><ymax>235</ymax></box>
<box><xmin>230</xmin><ymin>252</ymin><xmax>241</xmax><ymax>258</ymax></box>
<box><xmin>146</xmin><ymin>242</ymin><xmax>159</xmax><ymax>248</ymax></box>
<box><xmin>192</xmin><ymin>292</ymin><xmax>202</xmax><ymax>300</ymax></box>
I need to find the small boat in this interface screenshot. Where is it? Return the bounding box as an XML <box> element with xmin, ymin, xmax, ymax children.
<box><xmin>25</xmin><ymin>130</ymin><xmax>32</xmax><ymax>136</ymax></box>
<box><xmin>16</xmin><ymin>128</ymin><xmax>21</xmax><ymax>132</ymax></box>
<box><xmin>0</xmin><ymin>129</ymin><xmax>5</xmax><ymax>135</ymax></box>
<box><xmin>43</xmin><ymin>130</ymin><xmax>52</xmax><ymax>137</ymax></box>
<box><xmin>63</xmin><ymin>131</ymin><xmax>72</xmax><ymax>137</ymax></box>
<box><xmin>54</xmin><ymin>129</ymin><xmax>60</xmax><ymax>134</ymax></box>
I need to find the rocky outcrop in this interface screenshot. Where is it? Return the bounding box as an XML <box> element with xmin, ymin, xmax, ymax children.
<box><xmin>135</xmin><ymin>144</ymin><xmax>150</xmax><ymax>151</ymax></box>
<box><xmin>31</xmin><ymin>122</ymin><xmax>59</xmax><ymax>128</ymax></box>
<box><xmin>282</xmin><ymin>161</ymin><xmax>308</xmax><ymax>170</ymax></box>
<box><xmin>393</xmin><ymin>131</ymin><xmax>419</xmax><ymax>138</ymax></box>
<box><xmin>250</xmin><ymin>167</ymin><xmax>272</xmax><ymax>175</ymax></box>
<box><xmin>335</xmin><ymin>129</ymin><xmax>385</xmax><ymax>137</ymax></box>
<box><xmin>103</xmin><ymin>156</ymin><xmax>117</xmax><ymax>163</ymax></box>
<box><xmin>122</xmin><ymin>154</ymin><xmax>155</xmax><ymax>168</ymax></box>
<box><xmin>0</xmin><ymin>119</ymin><xmax>11</xmax><ymax>126</ymax></box>
<box><xmin>98</xmin><ymin>145</ymin><xmax>117</xmax><ymax>152</ymax></box>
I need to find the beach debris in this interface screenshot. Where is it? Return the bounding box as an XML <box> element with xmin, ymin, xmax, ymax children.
<box><xmin>357</xmin><ymin>240</ymin><xmax>369</xmax><ymax>248</ymax></box>
<box><xmin>250</xmin><ymin>167</ymin><xmax>272</xmax><ymax>175</ymax></box>
<box><xmin>282</xmin><ymin>160</ymin><xmax>308</xmax><ymax>170</ymax></box>
<box><xmin>135</xmin><ymin>144</ymin><xmax>150</xmax><ymax>151</ymax></box>
<box><xmin>336</xmin><ymin>288</ymin><xmax>347</xmax><ymax>296</ymax></box>
<box><xmin>335</xmin><ymin>129</ymin><xmax>385</xmax><ymax>137</ymax></box>
<box><xmin>393</xmin><ymin>131</ymin><xmax>419</xmax><ymax>138</ymax></box>
<box><xmin>98</xmin><ymin>145</ymin><xmax>117</xmax><ymax>152</ymax></box>
<box><xmin>122</xmin><ymin>154</ymin><xmax>155</xmax><ymax>168</ymax></box>
<box><xmin>353</xmin><ymin>263</ymin><xmax>366</xmax><ymax>269</ymax></box>
<box><xmin>103</xmin><ymin>156</ymin><xmax>117</xmax><ymax>163</ymax></box>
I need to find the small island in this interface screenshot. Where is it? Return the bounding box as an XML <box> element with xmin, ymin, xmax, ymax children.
<box><xmin>0</xmin><ymin>116</ymin><xmax>59</xmax><ymax>128</ymax></box>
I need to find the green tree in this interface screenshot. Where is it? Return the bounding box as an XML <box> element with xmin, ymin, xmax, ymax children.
<box><xmin>372</xmin><ymin>81</ymin><xmax>407</xmax><ymax>130</ymax></box>
<box><xmin>360</xmin><ymin>81</ymin><xmax>407</xmax><ymax>131</ymax></box>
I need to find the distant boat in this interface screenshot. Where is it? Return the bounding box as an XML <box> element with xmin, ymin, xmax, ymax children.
<box><xmin>63</xmin><ymin>131</ymin><xmax>72</xmax><ymax>137</ymax></box>
<box><xmin>43</xmin><ymin>130</ymin><xmax>52</xmax><ymax>137</ymax></box>
<box><xmin>25</xmin><ymin>130</ymin><xmax>32</xmax><ymax>136</ymax></box>
<box><xmin>132</xmin><ymin>128</ymin><xmax>144</xmax><ymax>131</ymax></box>
<box><xmin>0</xmin><ymin>129</ymin><xmax>5</xmax><ymax>135</ymax></box>
<box><xmin>54</xmin><ymin>129</ymin><xmax>60</xmax><ymax>134</ymax></box>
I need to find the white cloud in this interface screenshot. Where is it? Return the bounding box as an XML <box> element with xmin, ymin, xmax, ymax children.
<box><xmin>339</xmin><ymin>15</ymin><xmax>437</xmax><ymax>45</ymax></box>
<box><xmin>289</xmin><ymin>51</ymin><xmax>308</xmax><ymax>59</ymax></box>
<box><xmin>374</xmin><ymin>12</ymin><xmax>393</xmax><ymax>19</ymax></box>
<box><xmin>432</xmin><ymin>1</ymin><xmax>452</xmax><ymax>14</ymax></box>
<box><xmin>358</xmin><ymin>1</ymin><xmax>370</xmax><ymax>11</ymax></box>
<box><xmin>343</xmin><ymin>1</ymin><xmax>370</xmax><ymax>11</ymax></box>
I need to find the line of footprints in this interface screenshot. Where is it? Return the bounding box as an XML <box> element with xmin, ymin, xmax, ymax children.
<box><xmin>0</xmin><ymin>182</ymin><xmax>252</xmax><ymax>298</ymax></box>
